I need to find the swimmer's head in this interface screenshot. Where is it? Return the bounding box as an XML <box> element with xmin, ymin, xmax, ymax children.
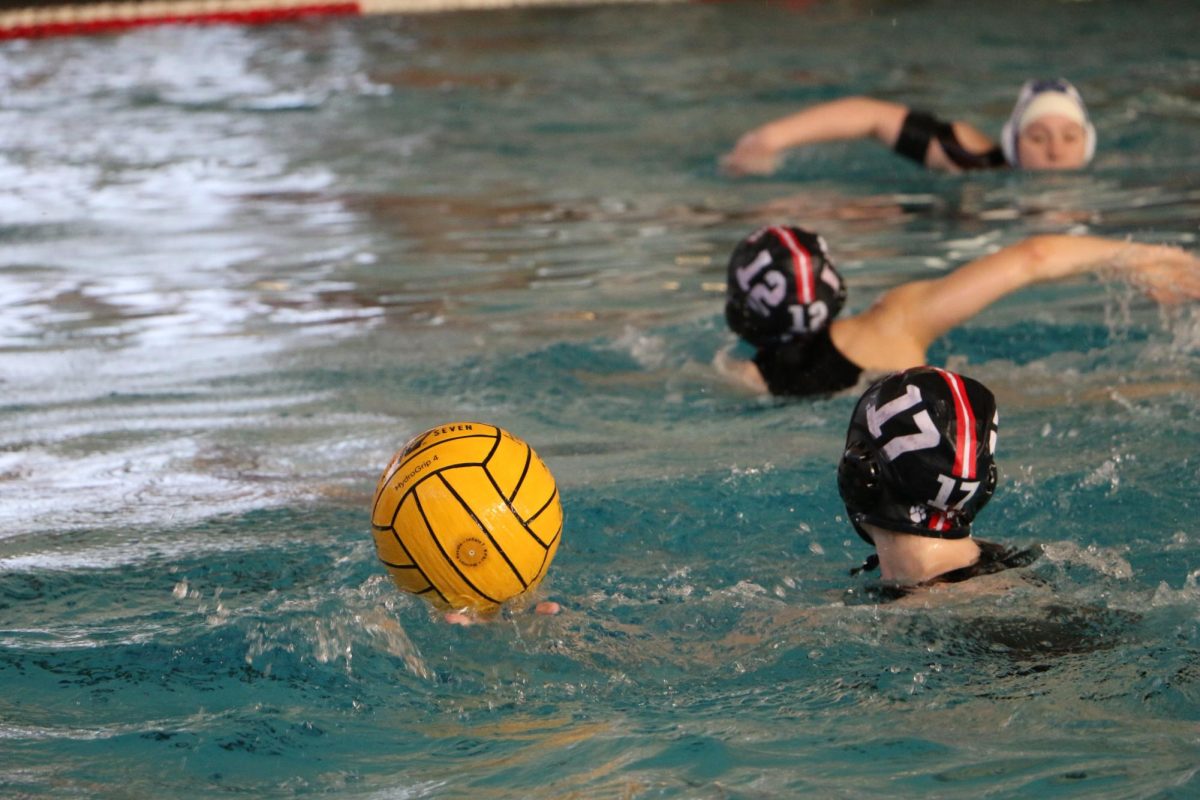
<box><xmin>838</xmin><ymin>367</ymin><xmax>999</xmax><ymax>546</ymax></box>
<box><xmin>1001</xmin><ymin>78</ymin><xmax>1096</xmax><ymax>170</ymax></box>
<box><xmin>724</xmin><ymin>226</ymin><xmax>846</xmax><ymax>348</ymax></box>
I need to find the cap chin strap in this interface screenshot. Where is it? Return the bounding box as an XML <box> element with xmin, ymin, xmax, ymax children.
<box><xmin>849</xmin><ymin>553</ymin><xmax>879</xmax><ymax>576</ymax></box>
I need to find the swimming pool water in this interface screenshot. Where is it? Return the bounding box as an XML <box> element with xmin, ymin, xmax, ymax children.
<box><xmin>2</xmin><ymin>1</ymin><xmax>1199</xmax><ymax>797</ymax></box>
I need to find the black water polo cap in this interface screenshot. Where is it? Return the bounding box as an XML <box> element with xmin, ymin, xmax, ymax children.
<box><xmin>838</xmin><ymin>367</ymin><xmax>999</xmax><ymax>545</ymax></box>
<box><xmin>724</xmin><ymin>226</ymin><xmax>846</xmax><ymax>347</ymax></box>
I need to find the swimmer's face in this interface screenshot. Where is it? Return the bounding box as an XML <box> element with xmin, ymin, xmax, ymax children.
<box><xmin>1017</xmin><ymin>114</ymin><xmax>1089</xmax><ymax>170</ymax></box>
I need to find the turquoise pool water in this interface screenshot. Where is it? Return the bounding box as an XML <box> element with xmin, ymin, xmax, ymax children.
<box><xmin>2</xmin><ymin>1</ymin><xmax>1199</xmax><ymax>797</ymax></box>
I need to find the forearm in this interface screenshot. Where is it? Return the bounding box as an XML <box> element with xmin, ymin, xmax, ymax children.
<box><xmin>879</xmin><ymin>236</ymin><xmax>1131</xmax><ymax>353</ymax></box>
<box><xmin>929</xmin><ymin>235</ymin><xmax>1138</xmax><ymax>299</ymax></box>
<box><xmin>844</xmin><ymin>234</ymin><xmax>1198</xmax><ymax>369</ymax></box>
<box><xmin>1017</xmin><ymin>235</ymin><xmax>1143</xmax><ymax>283</ymax></box>
<box><xmin>750</xmin><ymin>96</ymin><xmax>910</xmax><ymax>152</ymax></box>
<box><xmin>1011</xmin><ymin>234</ymin><xmax>1200</xmax><ymax>299</ymax></box>
<box><xmin>911</xmin><ymin>235</ymin><xmax>1198</xmax><ymax>342</ymax></box>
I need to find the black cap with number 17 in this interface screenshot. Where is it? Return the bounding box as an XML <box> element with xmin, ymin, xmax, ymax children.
<box><xmin>838</xmin><ymin>367</ymin><xmax>999</xmax><ymax>545</ymax></box>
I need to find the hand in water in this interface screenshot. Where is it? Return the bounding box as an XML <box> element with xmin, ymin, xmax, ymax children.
<box><xmin>1123</xmin><ymin>245</ymin><xmax>1200</xmax><ymax>304</ymax></box>
<box><xmin>720</xmin><ymin>131</ymin><xmax>781</xmax><ymax>177</ymax></box>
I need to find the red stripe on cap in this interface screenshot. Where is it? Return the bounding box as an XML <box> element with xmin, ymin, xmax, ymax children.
<box><xmin>933</xmin><ymin>368</ymin><xmax>977</xmax><ymax>479</ymax></box>
<box><xmin>927</xmin><ymin>510</ymin><xmax>950</xmax><ymax>532</ymax></box>
<box><xmin>768</xmin><ymin>226</ymin><xmax>815</xmax><ymax>305</ymax></box>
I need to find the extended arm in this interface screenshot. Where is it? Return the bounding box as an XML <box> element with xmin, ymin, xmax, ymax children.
<box><xmin>832</xmin><ymin>235</ymin><xmax>1200</xmax><ymax>371</ymax></box>
<box><xmin>721</xmin><ymin>97</ymin><xmax>907</xmax><ymax>176</ymax></box>
<box><xmin>720</xmin><ymin>96</ymin><xmax>995</xmax><ymax>176</ymax></box>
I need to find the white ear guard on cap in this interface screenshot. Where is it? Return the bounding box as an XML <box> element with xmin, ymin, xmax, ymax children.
<box><xmin>1001</xmin><ymin>78</ymin><xmax>1096</xmax><ymax>167</ymax></box>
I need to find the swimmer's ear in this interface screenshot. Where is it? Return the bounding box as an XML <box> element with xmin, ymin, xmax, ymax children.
<box><xmin>838</xmin><ymin>441</ymin><xmax>881</xmax><ymax>510</ymax></box>
<box><xmin>838</xmin><ymin>441</ymin><xmax>885</xmax><ymax>547</ymax></box>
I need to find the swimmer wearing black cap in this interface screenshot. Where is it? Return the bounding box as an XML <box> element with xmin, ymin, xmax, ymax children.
<box><xmin>835</xmin><ymin>368</ymin><xmax>1144</xmax><ymax>657</ymax></box>
<box><xmin>721</xmin><ymin>79</ymin><xmax>1095</xmax><ymax>175</ymax></box>
<box><xmin>717</xmin><ymin>226</ymin><xmax>1200</xmax><ymax>398</ymax></box>
<box><xmin>837</xmin><ymin>366</ymin><xmax>1038</xmax><ymax>590</ymax></box>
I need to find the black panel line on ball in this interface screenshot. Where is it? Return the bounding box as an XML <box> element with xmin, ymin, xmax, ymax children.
<box><xmin>384</xmin><ymin>524</ymin><xmax>445</xmax><ymax>606</ymax></box>
<box><xmin>386</xmin><ymin>527</ymin><xmax>441</xmax><ymax>601</ymax></box>
<box><xmin>371</xmin><ymin>481</ymin><xmax>393</xmax><ymax>525</ymax></box>
<box><xmin>396</xmin><ymin>429</ymin><xmax>497</xmax><ymax>470</ymax></box>
<box><xmin>525</xmin><ymin>486</ymin><xmax>558</xmax><ymax>528</ymax></box>
<box><xmin>481</xmin><ymin>466</ymin><xmax>551</xmax><ymax>550</ymax></box>
<box><xmin>545</xmin><ymin>519</ymin><xmax>563</xmax><ymax>549</ymax></box>
<box><xmin>436</xmin><ymin>471</ymin><xmax>529</xmax><ymax>590</ymax></box>
<box><xmin>506</xmin><ymin>443</ymin><xmax>533</xmax><ymax>504</ymax></box>
<box><xmin>374</xmin><ymin>432</ymin><xmax>490</xmax><ymax>521</ymax></box>
<box><xmin>387</xmin><ymin>463</ymin><xmax>482</xmax><ymax>528</ymax></box>
<box><xmin>482</xmin><ymin>426</ymin><xmax>502</xmax><ymax>466</ymax></box>
<box><xmin>412</xmin><ymin>484</ymin><xmax>496</xmax><ymax>604</ymax></box>
<box><xmin>533</xmin><ymin>520</ymin><xmax>563</xmax><ymax>579</ymax></box>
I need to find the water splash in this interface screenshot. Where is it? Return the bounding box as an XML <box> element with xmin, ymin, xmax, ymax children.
<box><xmin>1040</xmin><ymin>541</ymin><xmax>1134</xmax><ymax>580</ymax></box>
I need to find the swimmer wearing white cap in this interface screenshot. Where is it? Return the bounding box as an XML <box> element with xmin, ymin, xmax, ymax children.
<box><xmin>721</xmin><ymin>78</ymin><xmax>1095</xmax><ymax>175</ymax></box>
<box><xmin>1000</xmin><ymin>79</ymin><xmax>1096</xmax><ymax>169</ymax></box>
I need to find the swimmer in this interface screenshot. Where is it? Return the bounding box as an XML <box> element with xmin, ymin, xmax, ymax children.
<box><xmin>837</xmin><ymin>366</ymin><xmax>1040</xmax><ymax>594</ymax></box>
<box><xmin>839</xmin><ymin>378</ymin><xmax>1134</xmax><ymax>661</ymax></box>
<box><xmin>721</xmin><ymin>78</ymin><xmax>1095</xmax><ymax>175</ymax></box>
<box><xmin>716</xmin><ymin>225</ymin><xmax>1200</xmax><ymax>398</ymax></box>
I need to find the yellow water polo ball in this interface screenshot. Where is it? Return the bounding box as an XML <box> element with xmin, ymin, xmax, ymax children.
<box><xmin>370</xmin><ymin>422</ymin><xmax>563</xmax><ymax>613</ymax></box>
